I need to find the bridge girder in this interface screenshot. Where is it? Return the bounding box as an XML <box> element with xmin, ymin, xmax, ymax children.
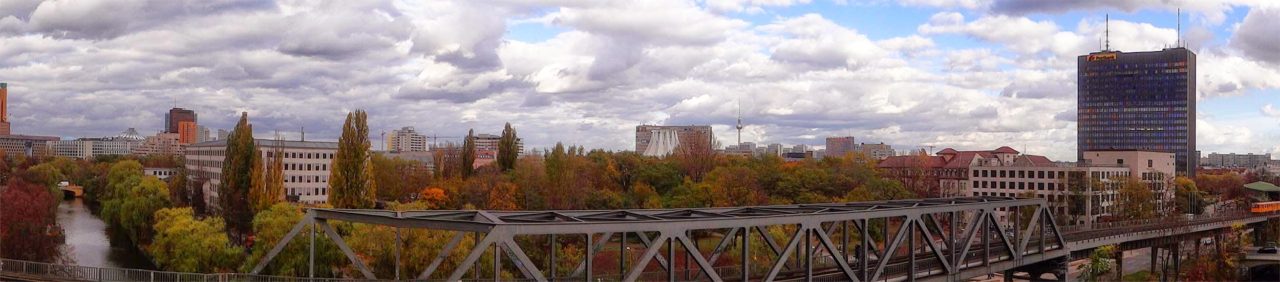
<box><xmin>251</xmin><ymin>196</ymin><xmax>1068</xmax><ymax>281</ymax></box>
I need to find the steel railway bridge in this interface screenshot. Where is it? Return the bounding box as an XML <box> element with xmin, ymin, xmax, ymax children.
<box><xmin>2</xmin><ymin>196</ymin><xmax>1275</xmax><ymax>281</ymax></box>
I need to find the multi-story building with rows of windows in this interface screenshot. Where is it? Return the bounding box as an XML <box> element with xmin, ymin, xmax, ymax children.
<box><xmin>1077</xmin><ymin>47</ymin><xmax>1196</xmax><ymax>177</ymax></box>
<box><xmin>185</xmin><ymin>139</ymin><xmax>339</xmax><ymax>208</ymax></box>
<box><xmin>881</xmin><ymin>146</ymin><xmax>1176</xmax><ymax>226</ymax></box>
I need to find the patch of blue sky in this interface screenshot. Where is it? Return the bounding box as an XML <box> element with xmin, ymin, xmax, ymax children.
<box><xmin>504</xmin><ymin>11</ymin><xmax>565</xmax><ymax>43</ymax></box>
<box><xmin>1200</xmin><ymin>89</ymin><xmax>1280</xmax><ymax>120</ymax></box>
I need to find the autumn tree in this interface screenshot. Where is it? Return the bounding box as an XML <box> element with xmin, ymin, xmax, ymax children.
<box><xmin>250</xmin><ymin>140</ymin><xmax>285</xmax><ymax>213</ymax></box>
<box><xmin>0</xmin><ymin>178</ymin><xmax>65</xmax><ymax>262</ymax></box>
<box><xmin>242</xmin><ymin>203</ymin><xmax>344</xmax><ymax>277</ymax></box>
<box><xmin>149</xmin><ymin>207</ymin><xmax>243</xmax><ymax>273</ymax></box>
<box><xmin>1174</xmin><ymin>176</ymin><xmax>1205</xmax><ymax>215</ymax></box>
<box><xmin>460</xmin><ymin>129</ymin><xmax>476</xmax><ymax>178</ymax></box>
<box><xmin>1116</xmin><ymin>176</ymin><xmax>1155</xmax><ymax>220</ymax></box>
<box><xmin>220</xmin><ymin>112</ymin><xmax>257</xmax><ymax>236</ymax></box>
<box><xmin>101</xmin><ymin>174</ymin><xmax>171</xmax><ymax>245</ymax></box>
<box><xmin>704</xmin><ymin>166</ymin><xmax>765</xmax><ymax>207</ymax></box>
<box><xmin>168</xmin><ymin>163</ymin><xmax>190</xmax><ymax>207</ymax></box>
<box><xmin>329</xmin><ymin>110</ymin><xmax>377</xmax><ymax>209</ymax></box>
<box><xmin>498</xmin><ymin>123</ymin><xmax>518</xmax><ymax>172</ymax></box>
<box><xmin>371</xmin><ymin>154</ymin><xmax>431</xmax><ymax>203</ymax></box>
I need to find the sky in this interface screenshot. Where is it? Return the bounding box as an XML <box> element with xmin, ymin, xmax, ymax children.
<box><xmin>0</xmin><ymin>0</ymin><xmax>1277</xmax><ymax>161</ymax></box>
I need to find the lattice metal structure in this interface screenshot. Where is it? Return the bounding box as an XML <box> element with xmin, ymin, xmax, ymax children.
<box><xmin>251</xmin><ymin>196</ymin><xmax>1067</xmax><ymax>281</ymax></box>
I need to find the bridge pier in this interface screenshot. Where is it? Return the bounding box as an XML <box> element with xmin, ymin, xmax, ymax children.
<box><xmin>1004</xmin><ymin>256</ymin><xmax>1068</xmax><ymax>281</ymax></box>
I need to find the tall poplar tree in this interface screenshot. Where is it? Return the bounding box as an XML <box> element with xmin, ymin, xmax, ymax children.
<box><xmin>250</xmin><ymin>138</ymin><xmax>285</xmax><ymax>213</ymax></box>
<box><xmin>220</xmin><ymin>112</ymin><xmax>256</xmax><ymax>236</ymax></box>
<box><xmin>328</xmin><ymin>110</ymin><xmax>377</xmax><ymax>209</ymax></box>
<box><xmin>498</xmin><ymin>123</ymin><xmax>518</xmax><ymax>172</ymax></box>
<box><xmin>460</xmin><ymin>129</ymin><xmax>476</xmax><ymax>178</ymax></box>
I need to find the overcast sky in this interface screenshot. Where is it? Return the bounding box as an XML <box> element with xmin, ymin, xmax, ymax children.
<box><xmin>1</xmin><ymin>0</ymin><xmax>1278</xmax><ymax>160</ymax></box>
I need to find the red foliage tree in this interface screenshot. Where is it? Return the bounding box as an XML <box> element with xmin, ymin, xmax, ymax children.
<box><xmin>1</xmin><ymin>178</ymin><xmax>65</xmax><ymax>262</ymax></box>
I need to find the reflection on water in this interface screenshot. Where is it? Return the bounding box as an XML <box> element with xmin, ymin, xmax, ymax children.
<box><xmin>56</xmin><ymin>198</ymin><xmax>155</xmax><ymax>269</ymax></box>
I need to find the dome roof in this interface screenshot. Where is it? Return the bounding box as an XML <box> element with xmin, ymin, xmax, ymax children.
<box><xmin>115</xmin><ymin>128</ymin><xmax>143</xmax><ymax>141</ymax></box>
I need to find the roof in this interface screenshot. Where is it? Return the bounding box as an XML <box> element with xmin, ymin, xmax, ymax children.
<box><xmin>0</xmin><ymin>134</ymin><xmax>59</xmax><ymax>141</ymax></box>
<box><xmin>189</xmin><ymin>138</ymin><xmax>339</xmax><ymax>149</ymax></box>
<box><xmin>1245</xmin><ymin>181</ymin><xmax>1280</xmax><ymax>192</ymax></box>
<box><xmin>937</xmin><ymin>148</ymin><xmax>958</xmax><ymax>154</ymax></box>
<box><xmin>877</xmin><ymin>155</ymin><xmax>946</xmax><ymax>168</ymax></box>
<box><xmin>992</xmin><ymin>146</ymin><xmax>1019</xmax><ymax>154</ymax></box>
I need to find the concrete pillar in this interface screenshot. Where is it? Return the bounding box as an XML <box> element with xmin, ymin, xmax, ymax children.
<box><xmin>1150</xmin><ymin>245</ymin><xmax>1158</xmax><ymax>273</ymax></box>
<box><xmin>1116</xmin><ymin>248</ymin><xmax>1125</xmax><ymax>280</ymax></box>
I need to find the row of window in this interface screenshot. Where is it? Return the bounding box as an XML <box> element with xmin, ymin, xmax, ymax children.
<box><xmin>289</xmin><ymin>187</ymin><xmax>328</xmax><ymax>197</ymax></box>
<box><xmin>972</xmin><ymin>169</ymin><xmax>1066</xmax><ymax>179</ymax></box>
<box><xmin>973</xmin><ymin>180</ymin><xmax>1061</xmax><ymax>191</ymax></box>
<box><xmin>288</xmin><ymin>175</ymin><xmax>328</xmax><ymax>183</ymax></box>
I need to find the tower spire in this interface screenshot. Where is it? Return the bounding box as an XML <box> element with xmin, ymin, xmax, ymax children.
<box><xmin>735</xmin><ymin>96</ymin><xmax>744</xmax><ymax>146</ymax></box>
<box><xmin>1105</xmin><ymin>13</ymin><xmax>1110</xmax><ymax>51</ymax></box>
<box><xmin>1177</xmin><ymin>8</ymin><xmax>1182</xmax><ymax>48</ymax></box>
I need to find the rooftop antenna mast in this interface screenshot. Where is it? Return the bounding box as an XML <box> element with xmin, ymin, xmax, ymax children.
<box><xmin>1105</xmin><ymin>13</ymin><xmax>1110</xmax><ymax>51</ymax></box>
<box><xmin>1177</xmin><ymin>8</ymin><xmax>1182</xmax><ymax>48</ymax></box>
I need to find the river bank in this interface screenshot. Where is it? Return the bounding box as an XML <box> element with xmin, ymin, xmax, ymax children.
<box><xmin>56</xmin><ymin>198</ymin><xmax>156</xmax><ymax>270</ymax></box>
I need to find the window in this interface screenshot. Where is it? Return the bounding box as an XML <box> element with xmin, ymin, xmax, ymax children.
<box><xmin>1148</xmin><ymin>160</ymin><xmax>1153</xmax><ymax>168</ymax></box>
<box><xmin>1117</xmin><ymin>159</ymin><xmax>1124</xmax><ymax>165</ymax></box>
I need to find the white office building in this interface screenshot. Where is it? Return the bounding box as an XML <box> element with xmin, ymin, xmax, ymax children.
<box><xmin>185</xmin><ymin>139</ymin><xmax>339</xmax><ymax>207</ymax></box>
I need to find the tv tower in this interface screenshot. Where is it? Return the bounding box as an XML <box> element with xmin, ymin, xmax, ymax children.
<box><xmin>735</xmin><ymin>98</ymin><xmax>745</xmax><ymax>146</ymax></box>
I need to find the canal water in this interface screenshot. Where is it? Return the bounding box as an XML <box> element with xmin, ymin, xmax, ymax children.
<box><xmin>56</xmin><ymin>198</ymin><xmax>156</xmax><ymax>270</ymax></box>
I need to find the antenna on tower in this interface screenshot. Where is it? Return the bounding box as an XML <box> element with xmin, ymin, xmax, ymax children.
<box><xmin>1177</xmin><ymin>8</ymin><xmax>1182</xmax><ymax>48</ymax></box>
<box><xmin>1105</xmin><ymin>14</ymin><xmax>1110</xmax><ymax>51</ymax></box>
<box><xmin>735</xmin><ymin>96</ymin><xmax>744</xmax><ymax>146</ymax></box>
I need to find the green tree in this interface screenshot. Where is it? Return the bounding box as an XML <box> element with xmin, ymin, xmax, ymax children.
<box><xmin>23</xmin><ymin>162</ymin><xmax>66</xmax><ymax>205</ymax></box>
<box><xmin>1076</xmin><ymin>245</ymin><xmax>1115</xmax><ymax>282</ymax></box>
<box><xmin>221</xmin><ymin>112</ymin><xmax>257</xmax><ymax>235</ymax></box>
<box><xmin>329</xmin><ymin>110</ymin><xmax>377</xmax><ymax>209</ymax></box>
<box><xmin>149</xmin><ymin>207</ymin><xmax>242</xmax><ymax>273</ymax></box>
<box><xmin>1116</xmin><ymin>176</ymin><xmax>1156</xmax><ymax>220</ymax></box>
<box><xmin>101</xmin><ymin>175</ymin><xmax>171</xmax><ymax>245</ymax></box>
<box><xmin>1173</xmin><ymin>176</ymin><xmax>1205</xmax><ymax>215</ymax></box>
<box><xmin>242</xmin><ymin>203</ymin><xmax>344</xmax><ymax>277</ymax></box>
<box><xmin>498</xmin><ymin>123</ymin><xmax>518</xmax><ymax>172</ymax></box>
<box><xmin>461</xmin><ymin>129</ymin><xmax>476</xmax><ymax>177</ymax></box>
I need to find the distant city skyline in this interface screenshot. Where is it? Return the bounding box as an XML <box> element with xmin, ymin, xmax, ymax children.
<box><xmin>1</xmin><ymin>1</ymin><xmax>1278</xmax><ymax>160</ymax></box>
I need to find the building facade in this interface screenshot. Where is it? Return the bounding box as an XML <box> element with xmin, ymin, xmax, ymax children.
<box><xmin>1201</xmin><ymin>153</ymin><xmax>1274</xmax><ymax>169</ymax></box>
<box><xmin>969</xmin><ymin>163</ymin><xmax>1129</xmax><ymax>225</ymax></box>
<box><xmin>473</xmin><ymin>133</ymin><xmax>523</xmax><ymax>160</ymax></box>
<box><xmin>178</xmin><ymin>121</ymin><xmax>198</xmax><ymax>144</ymax></box>
<box><xmin>133</xmin><ymin>133</ymin><xmax>184</xmax><ymax>156</ymax></box>
<box><xmin>826</xmin><ymin>137</ymin><xmax>856</xmax><ymax>158</ymax></box>
<box><xmin>185</xmin><ymin>139</ymin><xmax>340</xmax><ymax>206</ymax></box>
<box><xmin>859</xmin><ymin>143</ymin><xmax>895</xmax><ymax>160</ymax></box>
<box><xmin>635</xmin><ymin>125</ymin><xmax>712</xmax><ymax>157</ymax></box>
<box><xmin>0</xmin><ymin>134</ymin><xmax>58</xmax><ymax>157</ymax></box>
<box><xmin>1082</xmin><ymin>150</ymin><xmax>1177</xmax><ymax>212</ymax></box>
<box><xmin>165</xmin><ymin>108</ymin><xmax>196</xmax><ymax>134</ymax></box>
<box><xmin>0</xmin><ymin>83</ymin><xmax>9</xmax><ymax>135</ymax></box>
<box><xmin>1077</xmin><ymin>48</ymin><xmax>1196</xmax><ymax>176</ymax></box>
<box><xmin>387</xmin><ymin>126</ymin><xmax>429</xmax><ymax>153</ymax></box>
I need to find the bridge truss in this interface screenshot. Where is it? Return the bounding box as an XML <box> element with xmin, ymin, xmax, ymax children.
<box><xmin>252</xmin><ymin>196</ymin><xmax>1067</xmax><ymax>281</ymax></box>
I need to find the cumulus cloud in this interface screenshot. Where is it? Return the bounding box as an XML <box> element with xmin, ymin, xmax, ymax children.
<box><xmin>1264</xmin><ymin>104</ymin><xmax>1280</xmax><ymax>119</ymax></box>
<box><xmin>0</xmin><ymin>0</ymin><xmax>1274</xmax><ymax>161</ymax></box>
<box><xmin>1232</xmin><ymin>7</ymin><xmax>1280</xmax><ymax>65</ymax></box>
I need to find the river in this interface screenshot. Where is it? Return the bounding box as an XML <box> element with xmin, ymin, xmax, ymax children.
<box><xmin>56</xmin><ymin>198</ymin><xmax>156</xmax><ymax>270</ymax></box>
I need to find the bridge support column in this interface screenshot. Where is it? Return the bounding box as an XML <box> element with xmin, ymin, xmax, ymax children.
<box><xmin>1005</xmin><ymin>256</ymin><xmax>1068</xmax><ymax>281</ymax></box>
<box><xmin>1115</xmin><ymin>248</ymin><xmax>1124</xmax><ymax>281</ymax></box>
<box><xmin>1150</xmin><ymin>245</ymin><xmax>1158</xmax><ymax>274</ymax></box>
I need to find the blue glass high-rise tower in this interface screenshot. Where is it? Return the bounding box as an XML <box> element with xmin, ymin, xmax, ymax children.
<box><xmin>1077</xmin><ymin>47</ymin><xmax>1196</xmax><ymax>176</ymax></box>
